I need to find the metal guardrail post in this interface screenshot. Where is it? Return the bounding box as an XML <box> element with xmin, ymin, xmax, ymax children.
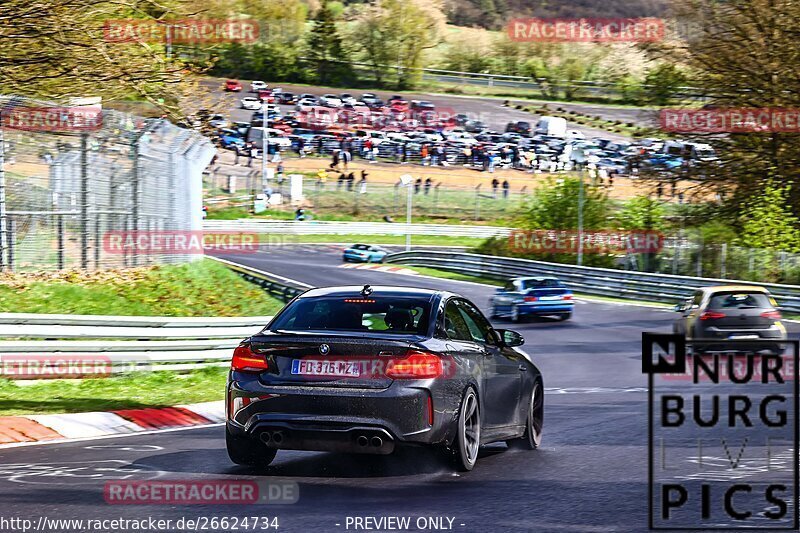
<box><xmin>80</xmin><ymin>133</ymin><xmax>89</xmax><ymax>270</ymax></box>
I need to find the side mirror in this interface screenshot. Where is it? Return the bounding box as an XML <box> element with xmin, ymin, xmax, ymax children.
<box><xmin>673</xmin><ymin>303</ymin><xmax>685</xmax><ymax>312</ymax></box>
<box><xmin>496</xmin><ymin>329</ymin><xmax>525</xmax><ymax>347</ymax></box>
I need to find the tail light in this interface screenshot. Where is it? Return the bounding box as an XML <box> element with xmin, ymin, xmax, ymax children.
<box><xmin>386</xmin><ymin>351</ymin><xmax>442</xmax><ymax>379</ymax></box>
<box><xmin>562</xmin><ymin>294</ymin><xmax>573</xmax><ymax>300</ymax></box>
<box><xmin>231</xmin><ymin>343</ymin><xmax>269</xmax><ymax>372</ymax></box>
<box><xmin>523</xmin><ymin>296</ymin><xmax>538</xmax><ymax>302</ymax></box>
<box><xmin>761</xmin><ymin>310</ymin><xmax>782</xmax><ymax>320</ymax></box>
<box><xmin>700</xmin><ymin>311</ymin><xmax>727</xmax><ymax>320</ymax></box>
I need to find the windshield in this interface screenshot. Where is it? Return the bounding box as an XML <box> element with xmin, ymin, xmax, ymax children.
<box><xmin>270</xmin><ymin>296</ymin><xmax>432</xmax><ymax>335</ymax></box>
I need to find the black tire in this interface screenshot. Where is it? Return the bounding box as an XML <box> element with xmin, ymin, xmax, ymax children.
<box><xmin>559</xmin><ymin>312</ymin><xmax>572</xmax><ymax>321</ymax></box>
<box><xmin>452</xmin><ymin>387</ymin><xmax>481</xmax><ymax>471</ymax></box>
<box><xmin>507</xmin><ymin>380</ymin><xmax>543</xmax><ymax>450</ymax></box>
<box><xmin>226</xmin><ymin>429</ymin><xmax>277</xmax><ymax>468</ymax></box>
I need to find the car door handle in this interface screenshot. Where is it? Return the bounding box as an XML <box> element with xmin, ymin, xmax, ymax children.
<box><xmin>518</xmin><ymin>365</ymin><xmax>528</xmax><ymax>371</ymax></box>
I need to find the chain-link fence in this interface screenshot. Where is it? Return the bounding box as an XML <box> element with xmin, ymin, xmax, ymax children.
<box><xmin>0</xmin><ymin>96</ymin><xmax>215</xmax><ymax>271</ymax></box>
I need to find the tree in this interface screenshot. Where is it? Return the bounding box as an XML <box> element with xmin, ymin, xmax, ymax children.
<box><xmin>642</xmin><ymin>63</ymin><xmax>688</xmax><ymax>105</ymax></box>
<box><xmin>351</xmin><ymin>0</ymin><xmax>446</xmax><ymax>89</ymax></box>
<box><xmin>519</xmin><ymin>177</ymin><xmax>609</xmax><ymax>231</ymax></box>
<box><xmin>0</xmin><ymin>0</ymin><xmax>199</xmax><ymax>117</ymax></box>
<box><xmin>514</xmin><ymin>178</ymin><xmax>613</xmax><ymax>266</ymax></box>
<box><xmin>649</xmin><ymin>0</ymin><xmax>800</xmax><ymax>219</ymax></box>
<box><xmin>617</xmin><ymin>196</ymin><xmax>666</xmax><ymax>231</ymax></box>
<box><xmin>306</xmin><ymin>0</ymin><xmax>354</xmax><ymax>85</ymax></box>
<box><xmin>738</xmin><ymin>182</ymin><xmax>800</xmax><ymax>252</ymax></box>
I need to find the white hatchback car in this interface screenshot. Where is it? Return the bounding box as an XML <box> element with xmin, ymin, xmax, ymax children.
<box><xmin>241</xmin><ymin>97</ymin><xmax>262</xmax><ymax>111</ymax></box>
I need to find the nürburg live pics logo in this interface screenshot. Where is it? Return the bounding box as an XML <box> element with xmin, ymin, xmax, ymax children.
<box><xmin>643</xmin><ymin>333</ymin><xmax>798</xmax><ymax>530</ymax></box>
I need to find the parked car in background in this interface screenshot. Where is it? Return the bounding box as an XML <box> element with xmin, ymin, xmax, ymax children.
<box><xmin>342</xmin><ymin>244</ymin><xmax>388</xmax><ymax>263</ymax></box>
<box><xmin>277</xmin><ymin>92</ymin><xmax>296</xmax><ymax>104</ymax></box>
<box><xmin>250</xmin><ymin>81</ymin><xmax>267</xmax><ymax>93</ymax></box>
<box><xmin>240</xmin><ymin>97</ymin><xmax>262</xmax><ymax>111</ymax></box>
<box><xmin>217</xmin><ymin>128</ymin><xmax>246</xmax><ymax>149</ymax></box>
<box><xmin>673</xmin><ymin>286</ymin><xmax>787</xmax><ymax>354</ymax></box>
<box><xmin>320</xmin><ymin>94</ymin><xmax>343</xmax><ymax>108</ymax></box>
<box><xmin>535</xmin><ymin>116</ymin><xmax>568</xmax><ymax>137</ymax></box>
<box><xmin>489</xmin><ymin>277</ymin><xmax>574</xmax><ymax>322</ymax></box>
<box><xmin>506</xmin><ymin>121</ymin><xmax>532</xmax><ymax>135</ymax></box>
<box><xmin>208</xmin><ymin>114</ymin><xmax>227</xmax><ymax>129</ymax></box>
<box><xmin>340</xmin><ymin>93</ymin><xmax>358</xmax><ymax>106</ymax></box>
<box><xmin>360</xmin><ymin>93</ymin><xmax>380</xmax><ymax>105</ymax></box>
<box><xmin>225</xmin><ymin>79</ymin><xmax>243</xmax><ymax>92</ymax></box>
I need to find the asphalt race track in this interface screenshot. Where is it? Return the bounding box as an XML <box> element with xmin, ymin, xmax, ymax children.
<box><xmin>1</xmin><ymin>245</ymin><xmax>798</xmax><ymax>532</ymax></box>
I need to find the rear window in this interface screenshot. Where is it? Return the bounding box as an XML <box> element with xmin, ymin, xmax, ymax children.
<box><xmin>269</xmin><ymin>296</ymin><xmax>432</xmax><ymax>335</ymax></box>
<box><xmin>709</xmin><ymin>292</ymin><xmax>772</xmax><ymax>309</ymax></box>
<box><xmin>352</xmin><ymin>244</ymin><xmax>369</xmax><ymax>250</ymax></box>
<box><xmin>521</xmin><ymin>279</ymin><xmax>565</xmax><ymax>290</ymax></box>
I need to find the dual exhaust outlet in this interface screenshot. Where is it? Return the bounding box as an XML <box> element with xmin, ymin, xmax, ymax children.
<box><xmin>259</xmin><ymin>430</ymin><xmax>384</xmax><ymax>449</ymax></box>
<box><xmin>357</xmin><ymin>435</ymin><xmax>383</xmax><ymax>448</ymax></box>
<box><xmin>259</xmin><ymin>431</ymin><xmax>284</xmax><ymax>445</ymax></box>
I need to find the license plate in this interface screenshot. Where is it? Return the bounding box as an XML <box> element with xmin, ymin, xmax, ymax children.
<box><xmin>728</xmin><ymin>334</ymin><xmax>759</xmax><ymax>340</ymax></box>
<box><xmin>291</xmin><ymin>359</ymin><xmax>361</xmax><ymax>377</ymax></box>
<box><xmin>539</xmin><ymin>296</ymin><xmax>562</xmax><ymax>301</ymax></box>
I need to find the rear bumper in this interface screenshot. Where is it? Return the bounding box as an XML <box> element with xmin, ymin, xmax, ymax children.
<box><xmin>227</xmin><ymin>377</ymin><xmax>458</xmax><ymax>454</ymax></box>
<box><xmin>519</xmin><ymin>303</ymin><xmax>573</xmax><ymax>315</ymax></box>
<box><xmin>343</xmin><ymin>254</ymin><xmax>370</xmax><ymax>262</ymax></box>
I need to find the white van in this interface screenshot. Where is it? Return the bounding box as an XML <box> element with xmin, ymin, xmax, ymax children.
<box><xmin>535</xmin><ymin>116</ymin><xmax>568</xmax><ymax>138</ymax></box>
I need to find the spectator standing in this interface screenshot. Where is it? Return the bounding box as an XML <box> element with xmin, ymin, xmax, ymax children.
<box><xmin>502</xmin><ymin>179</ymin><xmax>510</xmax><ymax>198</ymax></box>
<box><xmin>424</xmin><ymin>177</ymin><xmax>432</xmax><ymax>195</ymax></box>
<box><xmin>491</xmin><ymin>177</ymin><xmax>499</xmax><ymax>197</ymax></box>
<box><xmin>421</xmin><ymin>144</ymin><xmax>429</xmax><ymax>166</ymax></box>
<box><xmin>414</xmin><ymin>178</ymin><xmax>421</xmax><ymax>194</ymax></box>
<box><xmin>316</xmin><ymin>169</ymin><xmax>328</xmax><ymax>189</ymax></box>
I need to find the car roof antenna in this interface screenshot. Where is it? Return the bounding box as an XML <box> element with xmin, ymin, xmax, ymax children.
<box><xmin>361</xmin><ymin>285</ymin><xmax>373</xmax><ymax>296</ymax></box>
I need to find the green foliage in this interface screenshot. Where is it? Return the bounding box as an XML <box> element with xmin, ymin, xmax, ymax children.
<box><xmin>642</xmin><ymin>63</ymin><xmax>688</xmax><ymax>105</ymax></box>
<box><xmin>306</xmin><ymin>0</ymin><xmax>355</xmax><ymax>85</ymax></box>
<box><xmin>616</xmin><ymin>196</ymin><xmax>666</xmax><ymax>230</ymax></box>
<box><xmin>0</xmin><ymin>260</ymin><xmax>284</xmax><ymax>317</ymax></box>
<box><xmin>351</xmin><ymin>0</ymin><xmax>446</xmax><ymax>89</ymax></box>
<box><xmin>737</xmin><ymin>182</ymin><xmax>800</xmax><ymax>252</ymax></box>
<box><xmin>0</xmin><ymin>367</ymin><xmax>228</xmax><ymax>416</ymax></box>
<box><xmin>518</xmin><ymin>177</ymin><xmax>609</xmax><ymax>230</ymax></box>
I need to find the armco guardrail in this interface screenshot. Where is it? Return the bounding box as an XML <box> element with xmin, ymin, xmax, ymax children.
<box><xmin>209</xmin><ymin>256</ymin><xmax>310</xmax><ymax>301</ymax></box>
<box><xmin>0</xmin><ymin>261</ymin><xmax>306</xmax><ymax>378</ymax></box>
<box><xmin>385</xmin><ymin>251</ymin><xmax>800</xmax><ymax>312</ymax></box>
<box><xmin>204</xmin><ymin>220</ymin><xmax>511</xmax><ymax>239</ymax></box>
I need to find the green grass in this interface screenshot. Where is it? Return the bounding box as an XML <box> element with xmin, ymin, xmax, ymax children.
<box><xmin>0</xmin><ymin>259</ymin><xmax>284</xmax><ymax>316</ymax></box>
<box><xmin>0</xmin><ymin>367</ymin><xmax>227</xmax><ymax>416</ymax></box>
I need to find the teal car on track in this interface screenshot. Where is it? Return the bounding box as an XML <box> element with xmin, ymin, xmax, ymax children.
<box><xmin>342</xmin><ymin>244</ymin><xmax>388</xmax><ymax>263</ymax></box>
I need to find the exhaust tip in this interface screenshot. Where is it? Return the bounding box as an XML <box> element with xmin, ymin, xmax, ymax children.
<box><xmin>357</xmin><ymin>435</ymin><xmax>369</xmax><ymax>447</ymax></box>
<box><xmin>259</xmin><ymin>432</ymin><xmax>272</xmax><ymax>444</ymax></box>
<box><xmin>272</xmin><ymin>431</ymin><xmax>284</xmax><ymax>445</ymax></box>
<box><xmin>371</xmin><ymin>436</ymin><xmax>383</xmax><ymax>448</ymax></box>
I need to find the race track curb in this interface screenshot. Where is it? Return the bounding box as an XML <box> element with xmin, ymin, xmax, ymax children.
<box><xmin>0</xmin><ymin>401</ymin><xmax>224</xmax><ymax>447</ymax></box>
